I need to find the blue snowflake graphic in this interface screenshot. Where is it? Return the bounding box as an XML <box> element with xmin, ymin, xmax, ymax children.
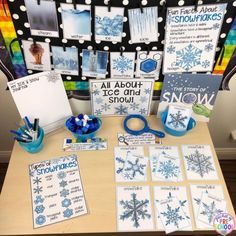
<box><xmin>144</xmin><ymin>88</ymin><xmax>151</xmax><ymax>95</ymax></box>
<box><xmin>112</xmin><ymin>56</ymin><xmax>133</xmax><ymax>73</ymax></box>
<box><xmin>35</xmin><ymin>215</ymin><xmax>46</xmax><ymax>225</ymax></box>
<box><xmin>167</xmin><ymin>45</ymin><xmax>176</xmax><ymax>54</ymax></box>
<box><xmin>115</xmin><ymin>104</ymin><xmax>128</xmax><ymax>115</ymax></box>
<box><xmin>35</xmin><ymin>205</ymin><xmax>45</xmax><ymax>214</ymax></box>
<box><xmin>95</xmin><ymin>97</ymin><xmax>103</xmax><ymax>104</ymax></box>
<box><xmin>59</xmin><ymin>180</ymin><xmax>68</xmax><ymax>188</ymax></box>
<box><xmin>33</xmin><ymin>186</ymin><xmax>43</xmax><ymax>194</ymax></box>
<box><xmin>29</xmin><ymin>169</ymin><xmax>35</xmax><ymax>177</ymax></box>
<box><xmin>202</xmin><ymin>60</ymin><xmax>210</xmax><ymax>68</ymax></box>
<box><xmin>167</xmin><ymin>111</ymin><xmax>188</xmax><ymax>128</ymax></box>
<box><xmin>129</xmin><ymin>103</ymin><xmax>139</xmax><ymax>111</ymax></box>
<box><xmin>62</xmin><ymin>198</ymin><xmax>72</xmax><ymax>208</ymax></box>
<box><xmin>204</xmin><ymin>43</ymin><xmax>213</xmax><ymax>52</ymax></box>
<box><xmin>120</xmin><ymin>193</ymin><xmax>151</xmax><ymax>228</ymax></box>
<box><xmin>57</xmin><ymin>171</ymin><xmax>66</xmax><ymax>179</ymax></box>
<box><xmin>160</xmin><ymin>204</ymin><xmax>185</xmax><ymax>228</ymax></box>
<box><xmin>200</xmin><ymin>201</ymin><xmax>223</xmax><ymax>224</ymax></box>
<box><xmin>212</xmin><ymin>23</ymin><xmax>220</xmax><ymax>30</ymax></box>
<box><xmin>140</xmin><ymin>96</ymin><xmax>148</xmax><ymax>103</ymax></box>
<box><xmin>101</xmin><ymin>103</ymin><xmax>111</xmax><ymax>111</ymax></box>
<box><xmin>139</xmin><ymin>108</ymin><xmax>147</xmax><ymax>115</ymax></box>
<box><xmin>95</xmin><ymin>109</ymin><xmax>102</xmax><ymax>115</ymax></box>
<box><xmin>185</xmin><ymin>149</ymin><xmax>215</xmax><ymax>177</ymax></box>
<box><xmin>116</xmin><ymin>157</ymin><xmax>125</xmax><ymax>174</ymax></box>
<box><xmin>157</xmin><ymin>160</ymin><xmax>179</xmax><ymax>179</ymax></box>
<box><xmin>63</xmin><ymin>208</ymin><xmax>73</xmax><ymax>218</ymax></box>
<box><xmin>92</xmin><ymin>89</ymin><xmax>100</xmax><ymax>96</ymax></box>
<box><xmin>175</xmin><ymin>44</ymin><xmax>202</xmax><ymax>71</ymax></box>
<box><xmin>33</xmin><ymin>177</ymin><xmax>42</xmax><ymax>185</ymax></box>
<box><xmin>124</xmin><ymin>158</ymin><xmax>146</xmax><ymax>179</ymax></box>
<box><xmin>60</xmin><ymin>189</ymin><xmax>70</xmax><ymax>198</ymax></box>
<box><xmin>34</xmin><ymin>195</ymin><xmax>44</xmax><ymax>205</ymax></box>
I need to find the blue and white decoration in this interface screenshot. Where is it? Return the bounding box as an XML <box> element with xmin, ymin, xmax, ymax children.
<box><xmin>117</xmin><ymin>186</ymin><xmax>154</xmax><ymax>231</ymax></box>
<box><xmin>110</xmin><ymin>52</ymin><xmax>135</xmax><ymax>78</ymax></box>
<box><xmin>163</xmin><ymin>4</ymin><xmax>227</xmax><ymax>73</ymax></box>
<box><xmin>190</xmin><ymin>185</ymin><xmax>227</xmax><ymax>229</ymax></box>
<box><xmin>29</xmin><ymin>155</ymin><xmax>87</xmax><ymax>228</ymax></box>
<box><xmin>136</xmin><ymin>51</ymin><xmax>163</xmax><ymax>80</ymax></box>
<box><xmin>60</xmin><ymin>3</ymin><xmax>91</xmax><ymax>41</ymax></box>
<box><xmin>128</xmin><ymin>6</ymin><xmax>158</xmax><ymax>43</ymax></box>
<box><xmin>95</xmin><ymin>6</ymin><xmax>124</xmax><ymax>42</ymax></box>
<box><xmin>90</xmin><ymin>78</ymin><xmax>154</xmax><ymax>116</ymax></box>
<box><xmin>182</xmin><ymin>145</ymin><xmax>218</xmax><ymax>180</ymax></box>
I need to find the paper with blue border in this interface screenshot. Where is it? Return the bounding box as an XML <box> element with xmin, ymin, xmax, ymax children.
<box><xmin>29</xmin><ymin>155</ymin><xmax>88</xmax><ymax>228</ymax></box>
<box><xmin>163</xmin><ymin>4</ymin><xmax>227</xmax><ymax>73</ymax></box>
<box><xmin>90</xmin><ymin>78</ymin><xmax>154</xmax><ymax>116</ymax></box>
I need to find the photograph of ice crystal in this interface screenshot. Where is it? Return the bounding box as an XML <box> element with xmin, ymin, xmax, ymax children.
<box><xmin>184</xmin><ymin>149</ymin><xmax>215</xmax><ymax>178</ymax></box>
<box><xmin>120</xmin><ymin>193</ymin><xmax>151</xmax><ymax>228</ymax></box>
<box><xmin>112</xmin><ymin>56</ymin><xmax>133</xmax><ymax>74</ymax></box>
<box><xmin>52</xmin><ymin>46</ymin><xmax>78</xmax><ymax>75</ymax></box>
<box><xmin>167</xmin><ymin>111</ymin><xmax>188</xmax><ymax>129</ymax></box>
<box><xmin>157</xmin><ymin>160</ymin><xmax>179</xmax><ymax>180</ymax></box>
<box><xmin>61</xmin><ymin>3</ymin><xmax>91</xmax><ymax>40</ymax></box>
<box><xmin>82</xmin><ymin>49</ymin><xmax>108</xmax><ymax>78</ymax></box>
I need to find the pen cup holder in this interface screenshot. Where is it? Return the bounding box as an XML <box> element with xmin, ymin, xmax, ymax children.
<box><xmin>18</xmin><ymin>126</ymin><xmax>44</xmax><ymax>153</ymax></box>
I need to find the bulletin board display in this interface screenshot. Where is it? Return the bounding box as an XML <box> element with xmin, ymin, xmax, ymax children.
<box><xmin>6</xmin><ymin>0</ymin><xmax>236</xmax><ymax>100</ymax></box>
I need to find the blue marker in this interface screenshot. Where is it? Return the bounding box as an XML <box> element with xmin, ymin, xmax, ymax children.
<box><xmin>10</xmin><ymin>130</ymin><xmax>32</xmax><ymax>140</ymax></box>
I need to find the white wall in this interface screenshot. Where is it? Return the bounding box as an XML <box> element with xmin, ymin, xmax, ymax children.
<box><xmin>0</xmin><ymin>72</ymin><xmax>236</xmax><ymax>162</ymax></box>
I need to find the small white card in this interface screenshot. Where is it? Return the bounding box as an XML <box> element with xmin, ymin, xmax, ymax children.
<box><xmin>149</xmin><ymin>146</ymin><xmax>183</xmax><ymax>182</ymax></box>
<box><xmin>29</xmin><ymin>155</ymin><xmax>87</xmax><ymax>228</ymax></box>
<box><xmin>128</xmin><ymin>7</ymin><xmax>158</xmax><ymax>43</ymax></box>
<box><xmin>114</xmin><ymin>146</ymin><xmax>147</xmax><ymax>182</ymax></box>
<box><xmin>95</xmin><ymin>6</ymin><xmax>124</xmax><ymax>42</ymax></box>
<box><xmin>110</xmin><ymin>52</ymin><xmax>135</xmax><ymax>78</ymax></box>
<box><xmin>163</xmin><ymin>4</ymin><xmax>227</xmax><ymax>73</ymax></box>
<box><xmin>90</xmin><ymin>78</ymin><xmax>154</xmax><ymax>116</ymax></box>
<box><xmin>116</xmin><ymin>186</ymin><xmax>154</xmax><ymax>231</ymax></box>
<box><xmin>154</xmin><ymin>186</ymin><xmax>192</xmax><ymax>231</ymax></box>
<box><xmin>136</xmin><ymin>51</ymin><xmax>163</xmax><ymax>80</ymax></box>
<box><xmin>182</xmin><ymin>145</ymin><xmax>218</xmax><ymax>180</ymax></box>
<box><xmin>118</xmin><ymin>133</ymin><xmax>156</xmax><ymax>146</ymax></box>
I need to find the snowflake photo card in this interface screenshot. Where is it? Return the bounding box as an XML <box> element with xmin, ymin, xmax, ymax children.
<box><xmin>149</xmin><ymin>146</ymin><xmax>183</xmax><ymax>182</ymax></box>
<box><xmin>95</xmin><ymin>6</ymin><xmax>124</xmax><ymax>42</ymax></box>
<box><xmin>181</xmin><ymin>145</ymin><xmax>218</xmax><ymax>180</ymax></box>
<box><xmin>190</xmin><ymin>184</ymin><xmax>226</xmax><ymax>229</ymax></box>
<box><xmin>110</xmin><ymin>52</ymin><xmax>135</xmax><ymax>78</ymax></box>
<box><xmin>116</xmin><ymin>186</ymin><xmax>154</xmax><ymax>231</ymax></box>
<box><xmin>153</xmin><ymin>186</ymin><xmax>193</xmax><ymax>231</ymax></box>
<box><xmin>163</xmin><ymin>4</ymin><xmax>227</xmax><ymax>73</ymax></box>
<box><xmin>114</xmin><ymin>146</ymin><xmax>147</xmax><ymax>182</ymax></box>
<box><xmin>128</xmin><ymin>6</ymin><xmax>158</xmax><ymax>43</ymax></box>
<box><xmin>136</xmin><ymin>51</ymin><xmax>163</xmax><ymax>80</ymax></box>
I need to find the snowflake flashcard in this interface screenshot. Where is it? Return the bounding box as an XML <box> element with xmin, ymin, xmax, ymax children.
<box><xmin>116</xmin><ymin>186</ymin><xmax>154</xmax><ymax>231</ymax></box>
<box><xmin>114</xmin><ymin>146</ymin><xmax>147</xmax><ymax>182</ymax></box>
<box><xmin>153</xmin><ymin>186</ymin><xmax>193</xmax><ymax>231</ymax></box>
<box><xmin>149</xmin><ymin>146</ymin><xmax>183</xmax><ymax>182</ymax></box>
<box><xmin>163</xmin><ymin>4</ymin><xmax>227</xmax><ymax>73</ymax></box>
<box><xmin>136</xmin><ymin>51</ymin><xmax>163</xmax><ymax>80</ymax></box>
<box><xmin>29</xmin><ymin>155</ymin><xmax>87</xmax><ymax>228</ymax></box>
<box><xmin>181</xmin><ymin>145</ymin><xmax>218</xmax><ymax>180</ymax></box>
<box><xmin>110</xmin><ymin>52</ymin><xmax>135</xmax><ymax>78</ymax></box>
<box><xmin>190</xmin><ymin>184</ymin><xmax>226</xmax><ymax>229</ymax></box>
<box><xmin>95</xmin><ymin>6</ymin><xmax>124</xmax><ymax>42</ymax></box>
<box><xmin>128</xmin><ymin>7</ymin><xmax>158</xmax><ymax>43</ymax></box>
<box><xmin>197</xmin><ymin>192</ymin><xmax>227</xmax><ymax>226</ymax></box>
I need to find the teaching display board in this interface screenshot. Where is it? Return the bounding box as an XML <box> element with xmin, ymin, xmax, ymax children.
<box><xmin>5</xmin><ymin>0</ymin><xmax>236</xmax><ymax>100</ymax></box>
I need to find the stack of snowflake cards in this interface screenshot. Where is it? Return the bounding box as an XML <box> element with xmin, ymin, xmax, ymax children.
<box><xmin>114</xmin><ymin>146</ymin><xmax>148</xmax><ymax>182</ymax></box>
<box><xmin>116</xmin><ymin>186</ymin><xmax>154</xmax><ymax>231</ymax></box>
<box><xmin>181</xmin><ymin>145</ymin><xmax>218</xmax><ymax>180</ymax></box>
<box><xmin>190</xmin><ymin>185</ymin><xmax>227</xmax><ymax>229</ymax></box>
<box><xmin>149</xmin><ymin>146</ymin><xmax>183</xmax><ymax>182</ymax></box>
<box><xmin>153</xmin><ymin>186</ymin><xmax>193</xmax><ymax>233</ymax></box>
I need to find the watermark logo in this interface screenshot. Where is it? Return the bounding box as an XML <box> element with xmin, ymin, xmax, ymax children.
<box><xmin>214</xmin><ymin>213</ymin><xmax>235</xmax><ymax>236</ymax></box>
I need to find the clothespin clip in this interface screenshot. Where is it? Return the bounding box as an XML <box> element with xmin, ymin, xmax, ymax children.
<box><xmin>120</xmin><ymin>46</ymin><xmax>124</xmax><ymax>57</ymax></box>
<box><xmin>73</xmin><ymin>0</ymin><xmax>76</xmax><ymax>10</ymax></box>
<box><xmin>138</xmin><ymin>0</ymin><xmax>143</xmax><ymax>13</ymax></box>
<box><xmin>1</xmin><ymin>0</ymin><xmax>8</xmax><ymax>16</ymax></box>
<box><xmin>37</xmin><ymin>0</ymin><xmax>40</xmax><ymax>5</ymax></box>
<box><xmin>93</xmin><ymin>45</ymin><xmax>97</xmax><ymax>55</ymax></box>
<box><xmin>160</xmin><ymin>0</ymin><xmax>166</xmax><ymax>14</ymax></box>
<box><xmin>63</xmin><ymin>43</ymin><xmax>66</xmax><ymax>52</ymax></box>
<box><xmin>33</xmin><ymin>38</ymin><xmax>37</xmax><ymax>46</ymax></box>
<box><xmin>147</xmin><ymin>46</ymin><xmax>150</xmax><ymax>56</ymax></box>
<box><xmin>218</xmin><ymin>45</ymin><xmax>225</xmax><ymax>66</ymax></box>
<box><xmin>9</xmin><ymin>38</ymin><xmax>19</xmax><ymax>58</ymax></box>
<box><xmin>108</xmin><ymin>0</ymin><xmax>111</xmax><ymax>12</ymax></box>
<box><xmin>194</xmin><ymin>0</ymin><xmax>199</xmax><ymax>11</ymax></box>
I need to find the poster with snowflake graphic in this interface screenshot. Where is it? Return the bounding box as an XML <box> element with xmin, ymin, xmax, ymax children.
<box><xmin>29</xmin><ymin>155</ymin><xmax>88</xmax><ymax>228</ymax></box>
<box><xmin>163</xmin><ymin>4</ymin><xmax>227</xmax><ymax>73</ymax></box>
<box><xmin>116</xmin><ymin>186</ymin><xmax>154</xmax><ymax>231</ymax></box>
<box><xmin>157</xmin><ymin>74</ymin><xmax>222</xmax><ymax>122</ymax></box>
<box><xmin>90</xmin><ymin>78</ymin><xmax>154</xmax><ymax>116</ymax></box>
<box><xmin>181</xmin><ymin>145</ymin><xmax>218</xmax><ymax>180</ymax></box>
<box><xmin>110</xmin><ymin>52</ymin><xmax>135</xmax><ymax>78</ymax></box>
<box><xmin>154</xmin><ymin>186</ymin><xmax>193</xmax><ymax>232</ymax></box>
<box><xmin>190</xmin><ymin>184</ymin><xmax>227</xmax><ymax>229</ymax></box>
